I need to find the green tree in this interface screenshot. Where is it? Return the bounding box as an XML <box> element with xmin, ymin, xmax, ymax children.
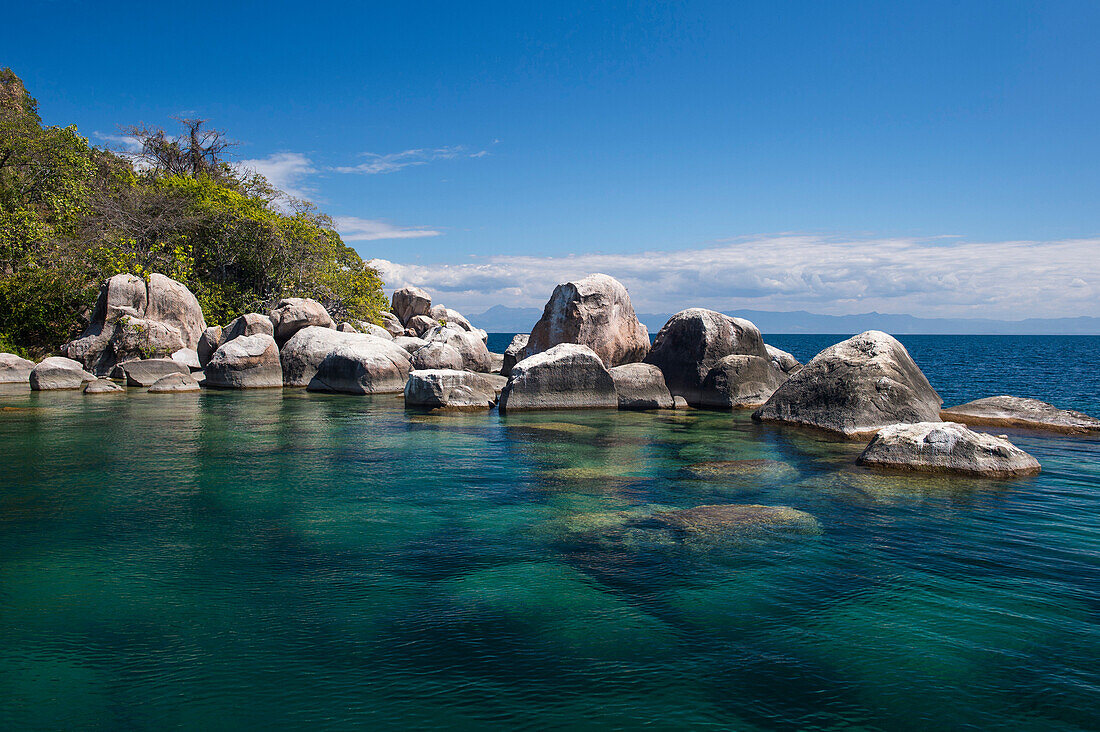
<box><xmin>0</xmin><ymin>69</ymin><xmax>387</xmax><ymax>356</ymax></box>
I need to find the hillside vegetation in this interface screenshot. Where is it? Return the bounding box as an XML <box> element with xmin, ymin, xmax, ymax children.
<box><xmin>0</xmin><ymin>69</ymin><xmax>386</xmax><ymax>356</ymax></box>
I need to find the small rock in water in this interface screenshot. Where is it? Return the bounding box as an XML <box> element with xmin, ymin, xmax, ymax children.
<box><xmin>857</xmin><ymin>421</ymin><xmax>1040</xmax><ymax>477</ymax></box>
<box><xmin>643</xmin><ymin>504</ymin><xmax>821</xmax><ymax>536</ymax></box>
<box><xmin>84</xmin><ymin>378</ymin><xmax>124</xmax><ymax>394</ymax></box>
<box><xmin>148</xmin><ymin>372</ymin><xmax>201</xmax><ymax>392</ymax></box>
<box><xmin>0</xmin><ymin>353</ymin><xmax>35</xmax><ymax>383</ymax></box>
<box><xmin>941</xmin><ymin>395</ymin><xmax>1100</xmax><ymax>435</ymax></box>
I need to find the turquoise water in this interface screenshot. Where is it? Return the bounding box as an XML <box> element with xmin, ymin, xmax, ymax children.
<box><xmin>1</xmin><ymin>336</ymin><xmax>1099</xmax><ymax>730</ymax></box>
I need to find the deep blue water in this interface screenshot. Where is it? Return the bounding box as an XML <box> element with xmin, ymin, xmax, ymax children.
<box><xmin>0</xmin><ymin>335</ymin><xmax>1097</xmax><ymax>730</ymax></box>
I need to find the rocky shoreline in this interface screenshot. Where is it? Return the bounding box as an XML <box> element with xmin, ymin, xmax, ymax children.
<box><xmin>3</xmin><ymin>271</ymin><xmax>1097</xmax><ymax>478</ymax></box>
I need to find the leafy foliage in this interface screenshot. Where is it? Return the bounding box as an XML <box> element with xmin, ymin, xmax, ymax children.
<box><xmin>0</xmin><ymin>69</ymin><xmax>386</xmax><ymax>356</ymax></box>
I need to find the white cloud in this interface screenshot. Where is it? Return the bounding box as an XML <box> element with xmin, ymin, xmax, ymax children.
<box><xmin>237</xmin><ymin>152</ymin><xmax>317</xmax><ymax>200</ymax></box>
<box><xmin>335</xmin><ymin>216</ymin><xmax>440</xmax><ymax>241</ymax></box>
<box><xmin>334</xmin><ymin>146</ymin><xmax>488</xmax><ymax>174</ymax></box>
<box><xmin>369</xmin><ymin>234</ymin><xmax>1100</xmax><ymax>319</ymax></box>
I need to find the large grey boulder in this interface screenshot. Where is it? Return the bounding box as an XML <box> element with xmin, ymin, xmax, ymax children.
<box><xmin>752</xmin><ymin>330</ymin><xmax>942</xmax><ymax>438</ymax></box>
<box><xmin>205</xmin><ymin>334</ymin><xmax>283</xmax><ymax>389</ymax></box>
<box><xmin>148</xmin><ymin>372</ymin><xmax>201</xmax><ymax>393</ymax></box>
<box><xmin>118</xmin><ymin>358</ymin><xmax>190</xmax><ymax>387</ymax></box>
<box><xmin>109</xmin><ymin>317</ymin><xmax>186</xmax><ymax>366</ymax></box>
<box><xmin>279</xmin><ymin>326</ymin><xmax>365</xmax><ymax>387</ymax></box>
<box><xmin>609</xmin><ymin>363</ymin><xmax>673</xmax><ymax>410</ymax></box>
<box><xmin>84</xmin><ymin>378</ymin><xmax>124</xmax><ymax>394</ymax></box>
<box><xmin>269</xmin><ymin>297</ymin><xmax>334</xmax><ymax>346</ymax></box>
<box><xmin>361</xmin><ymin>322</ymin><xmax>395</xmax><ymax>340</ymax></box>
<box><xmin>145</xmin><ymin>273</ymin><xmax>207</xmax><ymax>348</ymax></box>
<box><xmin>62</xmin><ymin>273</ymin><xmax>204</xmax><ymax>375</ymax></box>
<box><xmin>422</xmin><ymin>325</ymin><xmax>491</xmax><ymax>373</ymax></box>
<box><xmin>197</xmin><ymin>326</ymin><xmax>224</xmax><ymax>367</ymax></box>
<box><xmin>857</xmin><ymin>421</ymin><xmax>1041</xmax><ymax>477</ymax></box>
<box><xmin>697</xmin><ymin>355</ymin><xmax>785</xmax><ymax>409</ymax></box>
<box><xmin>766</xmin><ymin>345</ymin><xmax>802</xmax><ymax>375</ymax></box>
<box><xmin>30</xmin><ymin>357</ymin><xmax>95</xmax><ymax>391</ymax></box>
<box><xmin>404</xmin><ymin>369</ymin><xmax>507</xmax><ymax>410</ymax></box>
<box><xmin>90</xmin><ymin>273</ymin><xmax>148</xmax><ymax>323</ymax></box>
<box><xmin>307</xmin><ymin>337</ymin><xmax>412</xmax><ymax>395</ymax></box>
<box><xmin>391</xmin><ymin>286</ymin><xmax>432</xmax><ymax>326</ymax></box>
<box><xmin>641</xmin><ymin>504</ymin><xmax>820</xmax><ymax>536</ymax></box>
<box><xmin>644</xmin><ymin>308</ymin><xmax>769</xmax><ymax>405</ymax></box>
<box><xmin>411</xmin><ymin>340</ymin><xmax>466</xmax><ymax>371</ymax></box>
<box><xmin>0</xmin><ymin>353</ymin><xmax>34</xmax><ymax>383</ymax></box>
<box><xmin>381</xmin><ymin>312</ymin><xmax>405</xmax><ymax>337</ymax></box>
<box><xmin>394</xmin><ymin>335</ymin><xmax>429</xmax><ymax>354</ymax></box>
<box><xmin>941</xmin><ymin>396</ymin><xmax>1100</xmax><ymax>435</ymax></box>
<box><xmin>429</xmin><ymin>305</ymin><xmax>474</xmax><ymax>332</ymax></box>
<box><xmin>524</xmin><ymin>273</ymin><xmax>649</xmax><ymax>367</ymax></box>
<box><xmin>224</xmin><ymin>313</ymin><xmax>274</xmax><ymax>342</ymax></box>
<box><xmin>501</xmin><ymin>334</ymin><xmax>530</xmax><ymax>378</ymax></box>
<box><xmin>499</xmin><ymin>343</ymin><xmax>617</xmax><ymax>412</ymax></box>
<box><xmin>171</xmin><ymin>348</ymin><xmax>202</xmax><ymax>371</ymax></box>
<box><xmin>406</xmin><ymin>314</ymin><xmax>439</xmax><ymax>337</ymax></box>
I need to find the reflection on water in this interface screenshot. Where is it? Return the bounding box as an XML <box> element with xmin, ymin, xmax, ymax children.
<box><xmin>0</xmin><ymin>387</ymin><xmax>1097</xmax><ymax>730</ymax></box>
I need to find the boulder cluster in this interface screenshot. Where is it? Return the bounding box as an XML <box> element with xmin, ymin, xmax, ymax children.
<box><xmin>5</xmin><ymin>270</ymin><xmax>1095</xmax><ymax>478</ymax></box>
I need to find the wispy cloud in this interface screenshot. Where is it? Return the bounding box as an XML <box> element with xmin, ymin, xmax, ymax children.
<box><xmin>237</xmin><ymin>152</ymin><xmax>317</xmax><ymax>200</ymax></box>
<box><xmin>369</xmin><ymin>234</ymin><xmax>1100</xmax><ymax>319</ymax></box>
<box><xmin>335</xmin><ymin>216</ymin><xmax>440</xmax><ymax>241</ymax></box>
<box><xmin>334</xmin><ymin>146</ymin><xmax>489</xmax><ymax>175</ymax></box>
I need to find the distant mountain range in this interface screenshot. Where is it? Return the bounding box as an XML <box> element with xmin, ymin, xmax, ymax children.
<box><xmin>470</xmin><ymin>304</ymin><xmax>1100</xmax><ymax>335</ymax></box>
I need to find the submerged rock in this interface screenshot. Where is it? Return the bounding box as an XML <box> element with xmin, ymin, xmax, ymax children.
<box><xmin>30</xmin><ymin>357</ymin><xmax>95</xmax><ymax>391</ymax></box>
<box><xmin>609</xmin><ymin>362</ymin><xmax>674</xmax><ymax>410</ymax></box>
<box><xmin>404</xmin><ymin>369</ymin><xmax>507</xmax><ymax>410</ymax></box>
<box><xmin>307</xmin><ymin>337</ymin><xmax>412</xmax><ymax>394</ymax></box>
<box><xmin>682</xmin><ymin>459</ymin><xmax>799</xmax><ymax>481</ymax></box>
<box><xmin>643</xmin><ymin>504</ymin><xmax>820</xmax><ymax>535</ymax></box>
<box><xmin>83</xmin><ymin>378</ymin><xmax>124</xmax><ymax>394</ymax></box>
<box><xmin>205</xmin><ymin>334</ymin><xmax>283</xmax><ymax>389</ymax></box>
<box><xmin>118</xmin><ymin>358</ymin><xmax>190</xmax><ymax>387</ymax></box>
<box><xmin>501</xmin><ymin>333</ymin><xmax>530</xmax><ymax>377</ymax></box>
<box><xmin>148</xmin><ymin>372</ymin><xmax>201</xmax><ymax>393</ymax></box>
<box><xmin>941</xmin><ymin>395</ymin><xmax>1100</xmax><ymax>435</ymax></box>
<box><xmin>644</xmin><ymin>308</ymin><xmax>769</xmax><ymax>405</ymax></box>
<box><xmin>753</xmin><ymin>330</ymin><xmax>942</xmax><ymax>438</ymax></box>
<box><xmin>697</xmin><ymin>354</ymin><xmax>784</xmax><ymax>409</ymax></box>
<box><xmin>857</xmin><ymin>421</ymin><xmax>1041</xmax><ymax>477</ymax></box>
<box><xmin>499</xmin><ymin>343</ymin><xmax>617</xmax><ymax>412</ymax></box>
<box><xmin>269</xmin><ymin>297</ymin><xmax>334</xmax><ymax>346</ymax></box>
<box><xmin>524</xmin><ymin>273</ymin><xmax>650</xmax><ymax>367</ymax></box>
<box><xmin>0</xmin><ymin>353</ymin><xmax>34</xmax><ymax>383</ymax></box>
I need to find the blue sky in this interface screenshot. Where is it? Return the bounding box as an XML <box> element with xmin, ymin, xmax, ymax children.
<box><xmin>6</xmin><ymin>1</ymin><xmax>1099</xmax><ymax>317</ymax></box>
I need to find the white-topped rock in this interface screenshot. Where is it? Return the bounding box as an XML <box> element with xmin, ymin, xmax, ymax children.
<box><xmin>499</xmin><ymin>343</ymin><xmax>617</xmax><ymax>412</ymax></box>
<box><xmin>857</xmin><ymin>421</ymin><xmax>1040</xmax><ymax>477</ymax></box>
<box><xmin>753</xmin><ymin>331</ymin><xmax>942</xmax><ymax>438</ymax></box>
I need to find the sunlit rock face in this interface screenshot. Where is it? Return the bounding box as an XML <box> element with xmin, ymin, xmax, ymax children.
<box><xmin>753</xmin><ymin>330</ymin><xmax>942</xmax><ymax>438</ymax></box>
<box><xmin>644</xmin><ymin>308</ymin><xmax>769</xmax><ymax>405</ymax></box>
<box><xmin>524</xmin><ymin>274</ymin><xmax>650</xmax><ymax>368</ymax></box>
